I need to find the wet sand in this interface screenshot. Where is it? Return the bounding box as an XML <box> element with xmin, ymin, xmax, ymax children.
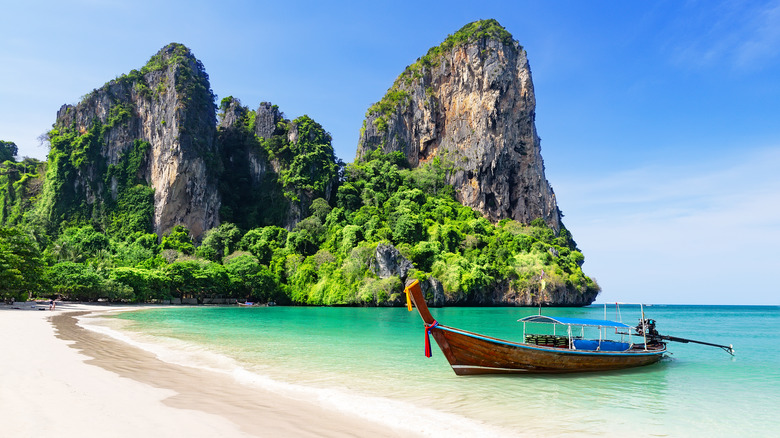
<box><xmin>0</xmin><ymin>304</ymin><xmax>409</xmax><ymax>438</ymax></box>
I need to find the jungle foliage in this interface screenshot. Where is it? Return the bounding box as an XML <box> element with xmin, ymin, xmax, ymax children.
<box><xmin>216</xmin><ymin>97</ymin><xmax>341</xmax><ymax>229</ymax></box>
<box><xmin>0</xmin><ymin>148</ymin><xmax>597</xmax><ymax>305</ymax></box>
<box><xmin>28</xmin><ymin>111</ymin><xmax>155</xmax><ymax>238</ymax></box>
<box><xmin>0</xmin><ymin>36</ymin><xmax>597</xmax><ymax>305</ymax></box>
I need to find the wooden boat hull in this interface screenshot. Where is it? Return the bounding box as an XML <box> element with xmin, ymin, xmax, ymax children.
<box><xmin>404</xmin><ymin>280</ymin><xmax>666</xmax><ymax>375</ymax></box>
<box><xmin>430</xmin><ymin>325</ymin><xmax>665</xmax><ymax>375</ymax></box>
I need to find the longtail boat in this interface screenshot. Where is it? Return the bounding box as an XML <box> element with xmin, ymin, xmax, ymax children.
<box><xmin>403</xmin><ymin>280</ymin><xmax>733</xmax><ymax>375</ymax></box>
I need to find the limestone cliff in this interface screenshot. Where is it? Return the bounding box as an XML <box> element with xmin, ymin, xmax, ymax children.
<box><xmin>42</xmin><ymin>43</ymin><xmax>220</xmax><ymax>240</ymax></box>
<box><xmin>356</xmin><ymin>19</ymin><xmax>561</xmax><ymax>232</ymax></box>
<box><xmin>216</xmin><ymin>98</ymin><xmax>340</xmax><ymax>230</ymax></box>
<box><xmin>215</xmin><ymin>99</ymin><xmax>286</xmax><ymax>229</ymax></box>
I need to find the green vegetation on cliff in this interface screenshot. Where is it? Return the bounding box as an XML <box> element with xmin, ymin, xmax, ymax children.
<box><xmin>262</xmin><ymin>151</ymin><xmax>596</xmax><ymax>305</ymax></box>
<box><xmin>433</xmin><ymin>19</ymin><xmax>514</xmax><ymax>54</ymax></box>
<box><xmin>216</xmin><ymin>98</ymin><xmax>287</xmax><ymax>228</ymax></box>
<box><xmin>0</xmin><ymin>154</ymin><xmax>45</xmax><ymax>229</ymax></box>
<box><xmin>17</xmin><ymin>42</ymin><xmax>217</xmax><ymax>242</ymax></box>
<box><xmin>0</xmin><ymin>35</ymin><xmax>598</xmax><ymax>306</ymax></box>
<box><xmin>114</xmin><ymin>42</ymin><xmax>215</xmax><ymax>107</ymax></box>
<box><xmin>365</xmin><ymin>19</ymin><xmax>517</xmax><ymax>133</ymax></box>
<box><xmin>216</xmin><ymin>97</ymin><xmax>341</xmax><ymax>229</ymax></box>
<box><xmin>1</xmin><ymin>150</ymin><xmax>597</xmax><ymax>305</ymax></box>
<box><xmin>0</xmin><ymin>141</ymin><xmax>18</xmax><ymax>162</ymax></box>
<box><xmin>30</xmin><ymin>112</ymin><xmax>154</xmax><ymax>238</ymax></box>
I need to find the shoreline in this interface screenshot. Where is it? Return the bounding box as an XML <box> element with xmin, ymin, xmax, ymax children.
<box><xmin>0</xmin><ymin>303</ymin><xmax>408</xmax><ymax>438</ymax></box>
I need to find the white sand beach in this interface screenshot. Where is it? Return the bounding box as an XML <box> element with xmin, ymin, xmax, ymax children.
<box><xmin>0</xmin><ymin>303</ymin><xmax>408</xmax><ymax>438</ymax></box>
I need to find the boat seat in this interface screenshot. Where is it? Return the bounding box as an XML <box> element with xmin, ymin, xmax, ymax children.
<box><xmin>525</xmin><ymin>334</ymin><xmax>570</xmax><ymax>347</ymax></box>
<box><xmin>573</xmin><ymin>339</ymin><xmax>630</xmax><ymax>351</ymax></box>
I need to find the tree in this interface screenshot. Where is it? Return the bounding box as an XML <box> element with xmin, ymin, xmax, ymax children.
<box><xmin>198</xmin><ymin>262</ymin><xmax>230</xmax><ymax>296</ymax></box>
<box><xmin>410</xmin><ymin>241</ymin><xmax>441</xmax><ymax>272</ymax></box>
<box><xmin>293</xmin><ymin>216</ymin><xmax>324</xmax><ymax>239</ymax></box>
<box><xmin>239</xmin><ymin>226</ymin><xmax>288</xmax><ymax>264</ymax></box>
<box><xmin>340</xmin><ymin>225</ymin><xmax>363</xmax><ymax>253</ymax></box>
<box><xmin>224</xmin><ymin>252</ymin><xmax>261</xmax><ymax>297</ymax></box>
<box><xmin>309</xmin><ymin>197</ymin><xmax>331</xmax><ymax>222</ymax></box>
<box><xmin>196</xmin><ymin>222</ymin><xmax>242</xmax><ymax>262</ymax></box>
<box><xmin>336</xmin><ymin>182</ymin><xmax>361</xmax><ymax>211</ymax></box>
<box><xmin>46</xmin><ymin>261</ymin><xmax>103</xmax><ymax>300</ymax></box>
<box><xmin>166</xmin><ymin>260</ymin><xmax>200</xmax><ymax>298</ymax></box>
<box><xmin>0</xmin><ymin>227</ymin><xmax>45</xmax><ymax>300</ymax></box>
<box><xmin>51</xmin><ymin>225</ymin><xmax>110</xmax><ymax>262</ymax></box>
<box><xmin>110</xmin><ymin>267</ymin><xmax>169</xmax><ymax>302</ymax></box>
<box><xmin>160</xmin><ymin>225</ymin><xmax>195</xmax><ymax>255</ymax></box>
<box><xmin>0</xmin><ymin>141</ymin><xmax>18</xmax><ymax>163</ymax></box>
<box><xmin>223</xmin><ymin>252</ymin><xmax>279</xmax><ymax>301</ymax></box>
<box><xmin>278</xmin><ymin>116</ymin><xmax>339</xmax><ymax>198</ymax></box>
<box><xmin>392</xmin><ymin>212</ymin><xmax>424</xmax><ymax>244</ymax></box>
<box><xmin>286</xmin><ymin>229</ymin><xmax>319</xmax><ymax>256</ymax></box>
<box><xmin>433</xmin><ymin>223</ymin><xmax>463</xmax><ymax>253</ymax></box>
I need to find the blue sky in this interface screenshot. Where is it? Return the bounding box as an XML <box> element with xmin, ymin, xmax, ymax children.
<box><xmin>2</xmin><ymin>0</ymin><xmax>778</xmax><ymax>304</ymax></box>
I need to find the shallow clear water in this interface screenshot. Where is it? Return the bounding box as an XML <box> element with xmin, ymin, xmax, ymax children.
<box><xmin>97</xmin><ymin>305</ymin><xmax>780</xmax><ymax>437</ymax></box>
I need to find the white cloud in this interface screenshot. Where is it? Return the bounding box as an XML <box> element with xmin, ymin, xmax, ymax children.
<box><xmin>735</xmin><ymin>1</ymin><xmax>780</xmax><ymax>68</ymax></box>
<box><xmin>556</xmin><ymin>147</ymin><xmax>780</xmax><ymax>304</ymax></box>
<box><xmin>668</xmin><ymin>0</ymin><xmax>780</xmax><ymax>71</ymax></box>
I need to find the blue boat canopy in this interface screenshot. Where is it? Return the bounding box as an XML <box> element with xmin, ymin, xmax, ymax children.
<box><xmin>518</xmin><ymin>315</ymin><xmax>631</xmax><ymax>329</ymax></box>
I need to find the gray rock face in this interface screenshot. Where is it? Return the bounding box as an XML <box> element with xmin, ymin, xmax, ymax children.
<box><xmin>413</xmin><ymin>277</ymin><xmax>596</xmax><ymax>307</ymax></box>
<box><xmin>419</xmin><ymin>277</ymin><xmax>445</xmax><ymax>307</ymax></box>
<box><xmin>53</xmin><ymin>43</ymin><xmax>220</xmax><ymax>240</ymax></box>
<box><xmin>218</xmin><ymin>99</ymin><xmax>247</xmax><ymax>129</ymax></box>
<box><xmin>371</xmin><ymin>243</ymin><xmax>413</xmax><ymax>279</ymax></box>
<box><xmin>356</xmin><ymin>32</ymin><xmax>561</xmax><ymax>232</ymax></box>
<box><xmin>254</xmin><ymin>102</ymin><xmax>282</xmax><ymax>141</ymax></box>
<box><xmin>217</xmin><ymin>99</ymin><xmax>339</xmax><ymax>231</ymax></box>
<box><xmin>489</xmin><ymin>280</ymin><xmax>598</xmax><ymax>307</ymax></box>
<box><xmin>219</xmin><ymin>100</ymin><xmax>274</xmax><ymax>186</ymax></box>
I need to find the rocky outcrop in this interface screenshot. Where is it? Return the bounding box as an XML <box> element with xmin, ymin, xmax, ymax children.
<box><xmin>418</xmin><ymin>277</ymin><xmax>446</xmax><ymax>307</ymax></box>
<box><xmin>216</xmin><ymin>98</ymin><xmax>340</xmax><ymax>231</ymax></box>
<box><xmin>216</xmin><ymin>99</ymin><xmax>281</xmax><ymax>229</ymax></box>
<box><xmin>414</xmin><ymin>278</ymin><xmax>597</xmax><ymax>307</ymax></box>
<box><xmin>496</xmin><ymin>281</ymin><xmax>599</xmax><ymax>307</ymax></box>
<box><xmin>370</xmin><ymin>243</ymin><xmax>413</xmax><ymax>279</ymax></box>
<box><xmin>218</xmin><ymin>99</ymin><xmax>277</xmax><ymax>189</ymax></box>
<box><xmin>356</xmin><ymin>19</ymin><xmax>561</xmax><ymax>232</ymax></box>
<box><xmin>254</xmin><ymin>102</ymin><xmax>282</xmax><ymax>140</ymax></box>
<box><xmin>50</xmin><ymin>43</ymin><xmax>219</xmax><ymax>240</ymax></box>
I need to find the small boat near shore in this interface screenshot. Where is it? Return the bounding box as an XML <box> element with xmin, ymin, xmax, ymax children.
<box><xmin>403</xmin><ymin>280</ymin><xmax>733</xmax><ymax>375</ymax></box>
<box><xmin>237</xmin><ymin>301</ymin><xmax>276</xmax><ymax>307</ymax></box>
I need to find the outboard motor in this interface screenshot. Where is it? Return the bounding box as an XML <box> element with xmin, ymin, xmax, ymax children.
<box><xmin>636</xmin><ymin>318</ymin><xmax>662</xmax><ymax>343</ymax></box>
<box><xmin>637</xmin><ymin>318</ymin><xmax>734</xmax><ymax>355</ymax></box>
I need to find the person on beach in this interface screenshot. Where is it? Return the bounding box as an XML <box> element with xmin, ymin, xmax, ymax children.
<box><xmin>49</xmin><ymin>299</ymin><xmax>56</xmax><ymax>311</ymax></box>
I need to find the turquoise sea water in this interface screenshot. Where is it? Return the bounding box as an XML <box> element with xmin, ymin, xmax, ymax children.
<box><xmin>92</xmin><ymin>305</ymin><xmax>779</xmax><ymax>437</ymax></box>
